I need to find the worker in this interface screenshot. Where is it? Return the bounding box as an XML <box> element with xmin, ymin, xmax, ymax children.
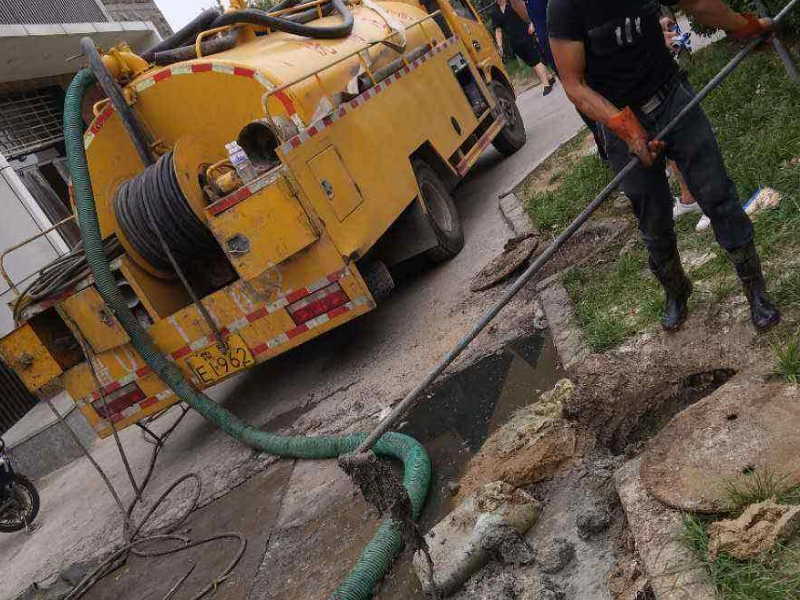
<box><xmin>548</xmin><ymin>0</ymin><xmax>781</xmax><ymax>332</ymax></box>
<box><xmin>492</xmin><ymin>0</ymin><xmax>557</xmax><ymax>95</ymax></box>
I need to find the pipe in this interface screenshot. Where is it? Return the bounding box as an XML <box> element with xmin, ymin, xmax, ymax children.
<box><xmin>354</xmin><ymin>0</ymin><xmax>800</xmax><ymax>456</ymax></box>
<box><xmin>152</xmin><ymin>33</ymin><xmax>237</xmax><ymax>66</ymax></box>
<box><xmin>64</xmin><ymin>68</ymin><xmax>430</xmax><ymax>600</ymax></box>
<box><xmin>141</xmin><ymin>8</ymin><xmax>222</xmax><ymax>63</ymax></box>
<box><xmin>80</xmin><ymin>38</ymin><xmax>152</xmax><ymax>167</ymax></box>
<box><xmin>210</xmin><ymin>0</ymin><xmax>354</xmax><ymax>39</ymax></box>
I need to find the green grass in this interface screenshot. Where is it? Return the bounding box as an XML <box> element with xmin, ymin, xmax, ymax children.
<box><xmin>682</xmin><ymin>474</ymin><xmax>800</xmax><ymax>600</ymax></box>
<box><xmin>525</xmin><ymin>153</ymin><xmax>612</xmax><ymax>235</ymax></box>
<box><xmin>562</xmin><ymin>249</ymin><xmax>662</xmax><ymax>352</ymax></box>
<box><xmin>773</xmin><ymin>337</ymin><xmax>800</xmax><ymax>384</ymax></box>
<box><xmin>683</xmin><ymin>513</ymin><xmax>800</xmax><ymax>600</ymax></box>
<box><xmin>521</xmin><ymin>40</ymin><xmax>800</xmax><ymax>350</ymax></box>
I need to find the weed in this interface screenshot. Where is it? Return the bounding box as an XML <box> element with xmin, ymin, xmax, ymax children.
<box><xmin>773</xmin><ymin>338</ymin><xmax>800</xmax><ymax>384</ymax></box>
<box><xmin>724</xmin><ymin>470</ymin><xmax>800</xmax><ymax>513</ymax></box>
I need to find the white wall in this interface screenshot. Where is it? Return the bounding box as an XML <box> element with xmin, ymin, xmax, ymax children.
<box><xmin>0</xmin><ymin>153</ymin><xmax>63</xmax><ymax>336</ymax></box>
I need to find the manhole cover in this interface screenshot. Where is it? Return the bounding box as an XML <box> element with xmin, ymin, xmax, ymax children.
<box><xmin>471</xmin><ymin>234</ymin><xmax>539</xmax><ymax>292</ymax></box>
<box><xmin>640</xmin><ymin>380</ymin><xmax>800</xmax><ymax>513</ymax></box>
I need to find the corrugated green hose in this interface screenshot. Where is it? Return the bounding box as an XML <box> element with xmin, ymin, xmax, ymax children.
<box><xmin>64</xmin><ymin>68</ymin><xmax>431</xmax><ymax>600</ymax></box>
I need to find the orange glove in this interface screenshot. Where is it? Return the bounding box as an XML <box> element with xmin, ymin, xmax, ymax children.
<box><xmin>730</xmin><ymin>13</ymin><xmax>773</xmax><ymax>40</ymax></box>
<box><xmin>604</xmin><ymin>107</ymin><xmax>665</xmax><ymax>168</ymax></box>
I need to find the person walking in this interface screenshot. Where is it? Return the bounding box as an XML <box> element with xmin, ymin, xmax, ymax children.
<box><xmin>548</xmin><ymin>0</ymin><xmax>781</xmax><ymax>332</ymax></box>
<box><xmin>492</xmin><ymin>0</ymin><xmax>557</xmax><ymax>95</ymax></box>
<box><xmin>527</xmin><ymin>0</ymin><xmax>556</xmax><ymax>69</ymax></box>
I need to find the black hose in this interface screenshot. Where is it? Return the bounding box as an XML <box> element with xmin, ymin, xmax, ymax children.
<box><xmin>210</xmin><ymin>0</ymin><xmax>353</xmax><ymax>39</ymax></box>
<box><xmin>153</xmin><ymin>33</ymin><xmax>238</xmax><ymax>66</ymax></box>
<box><xmin>141</xmin><ymin>8</ymin><xmax>222</xmax><ymax>62</ymax></box>
<box><xmin>81</xmin><ymin>38</ymin><xmax>153</xmax><ymax>167</ymax></box>
<box><xmin>114</xmin><ymin>153</ymin><xmax>219</xmax><ymax>273</ymax></box>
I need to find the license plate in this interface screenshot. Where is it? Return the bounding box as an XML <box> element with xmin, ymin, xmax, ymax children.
<box><xmin>186</xmin><ymin>334</ymin><xmax>255</xmax><ymax>386</ymax></box>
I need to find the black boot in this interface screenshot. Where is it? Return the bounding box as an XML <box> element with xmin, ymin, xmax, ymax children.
<box><xmin>727</xmin><ymin>242</ymin><xmax>781</xmax><ymax>332</ymax></box>
<box><xmin>650</xmin><ymin>251</ymin><xmax>693</xmax><ymax>332</ymax></box>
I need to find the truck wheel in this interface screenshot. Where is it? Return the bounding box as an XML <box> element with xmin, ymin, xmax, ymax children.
<box><xmin>361</xmin><ymin>259</ymin><xmax>395</xmax><ymax>301</ymax></box>
<box><xmin>413</xmin><ymin>160</ymin><xmax>464</xmax><ymax>263</ymax></box>
<box><xmin>490</xmin><ymin>80</ymin><xmax>526</xmax><ymax>156</ymax></box>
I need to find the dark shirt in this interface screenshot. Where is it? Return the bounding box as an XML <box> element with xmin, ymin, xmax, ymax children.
<box><xmin>527</xmin><ymin>0</ymin><xmax>548</xmax><ymax>22</ymax></box>
<box><xmin>548</xmin><ymin>0</ymin><xmax>679</xmax><ymax>108</ymax></box>
<box><xmin>492</xmin><ymin>2</ymin><xmax>531</xmax><ymax>44</ymax></box>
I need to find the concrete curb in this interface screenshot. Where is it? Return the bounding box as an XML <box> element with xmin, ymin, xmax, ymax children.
<box><xmin>497</xmin><ymin>192</ymin><xmax>590</xmax><ymax>371</ymax></box>
<box><xmin>616</xmin><ymin>458</ymin><xmax>717</xmax><ymax>600</ymax></box>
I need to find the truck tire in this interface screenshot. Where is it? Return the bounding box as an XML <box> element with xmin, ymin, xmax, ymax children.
<box><xmin>0</xmin><ymin>475</ymin><xmax>39</xmax><ymax>532</ymax></box>
<box><xmin>490</xmin><ymin>80</ymin><xmax>526</xmax><ymax>156</ymax></box>
<box><xmin>361</xmin><ymin>259</ymin><xmax>395</xmax><ymax>301</ymax></box>
<box><xmin>413</xmin><ymin>160</ymin><xmax>464</xmax><ymax>263</ymax></box>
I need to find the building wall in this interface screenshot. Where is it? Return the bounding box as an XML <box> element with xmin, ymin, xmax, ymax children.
<box><xmin>100</xmin><ymin>0</ymin><xmax>173</xmax><ymax>38</ymax></box>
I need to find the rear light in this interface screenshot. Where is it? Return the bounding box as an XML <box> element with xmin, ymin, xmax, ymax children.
<box><xmin>93</xmin><ymin>382</ymin><xmax>146</xmax><ymax>422</ymax></box>
<box><xmin>287</xmin><ymin>282</ymin><xmax>349</xmax><ymax>325</ymax></box>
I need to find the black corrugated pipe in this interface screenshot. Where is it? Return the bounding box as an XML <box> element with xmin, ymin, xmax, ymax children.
<box><xmin>210</xmin><ymin>0</ymin><xmax>353</xmax><ymax>39</ymax></box>
<box><xmin>153</xmin><ymin>33</ymin><xmax>238</xmax><ymax>65</ymax></box>
<box><xmin>80</xmin><ymin>38</ymin><xmax>153</xmax><ymax>167</ymax></box>
<box><xmin>141</xmin><ymin>8</ymin><xmax>222</xmax><ymax>62</ymax></box>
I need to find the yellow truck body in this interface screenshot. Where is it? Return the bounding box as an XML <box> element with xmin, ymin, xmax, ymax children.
<box><xmin>0</xmin><ymin>0</ymin><xmax>524</xmax><ymax>437</ymax></box>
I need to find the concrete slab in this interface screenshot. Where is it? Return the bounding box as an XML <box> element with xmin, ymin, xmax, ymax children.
<box><xmin>616</xmin><ymin>458</ymin><xmax>716</xmax><ymax>600</ymax></box>
<box><xmin>641</xmin><ymin>377</ymin><xmax>800</xmax><ymax>513</ymax></box>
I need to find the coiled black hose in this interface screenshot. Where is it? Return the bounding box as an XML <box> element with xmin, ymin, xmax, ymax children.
<box><xmin>114</xmin><ymin>152</ymin><xmax>218</xmax><ymax>273</ymax></box>
<box><xmin>210</xmin><ymin>0</ymin><xmax>354</xmax><ymax>39</ymax></box>
<box><xmin>141</xmin><ymin>8</ymin><xmax>223</xmax><ymax>63</ymax></box>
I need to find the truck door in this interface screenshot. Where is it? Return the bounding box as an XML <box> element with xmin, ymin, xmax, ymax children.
<box><xmin>448</xmin><ymin>0</ymin><xmax>497</xmax><ymax>67</ymax></box>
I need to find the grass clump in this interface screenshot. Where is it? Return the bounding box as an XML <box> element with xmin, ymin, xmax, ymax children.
<box><xmin>724</xmin><ymin>470</ymin><xmax>800</xmax><ymax>513</ymax></box>
<box><xmin>772</xmin><ymin>337</ymin><xmax>800</xmax><ymax>384</ymax></box>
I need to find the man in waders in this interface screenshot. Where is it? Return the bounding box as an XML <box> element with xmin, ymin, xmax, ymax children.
<box><xmin>548</xmin><ymin>0</ymin><xmax>781</xmax><ymax>332</ymax></box>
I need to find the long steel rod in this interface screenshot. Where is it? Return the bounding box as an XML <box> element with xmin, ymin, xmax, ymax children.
<box><xmin>355</xmin><ymin>0</ymin><xmax>800</xmax><ymax>454</ymax></box>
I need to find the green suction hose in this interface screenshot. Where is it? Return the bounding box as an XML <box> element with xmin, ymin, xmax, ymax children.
<box><xmin>64</xmin><ymin>68</ymin><xmax>431</xmax><ymax>600</ymax></box>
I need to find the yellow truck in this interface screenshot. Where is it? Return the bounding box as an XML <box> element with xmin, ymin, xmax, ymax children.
<box><xmin>0</xmin><ymin>0</ymin><xmax>526</xmax><ymax>438</ymax></box>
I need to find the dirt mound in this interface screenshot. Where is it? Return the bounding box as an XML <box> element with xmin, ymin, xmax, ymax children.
<box><xmin>562</xmin><ymin>323</ymin><xmax>755</xmax><ymax>454</ymax></box>
<box><xmin>457</xmin><ymin>380</ymin><xmax>593</xmax><ymax>501</ymax></box>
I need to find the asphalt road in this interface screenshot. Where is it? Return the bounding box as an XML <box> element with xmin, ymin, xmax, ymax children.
<box><xmin>0</xmin><ymin>84</ymin><xmax>584</xmax><ymax>600</ymax></box>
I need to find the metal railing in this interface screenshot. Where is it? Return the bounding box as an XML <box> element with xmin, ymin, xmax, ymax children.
<box><xmin>0</xmin><ymin>357</ymin><xmax>37</xmax><ymax>437</ymax></box>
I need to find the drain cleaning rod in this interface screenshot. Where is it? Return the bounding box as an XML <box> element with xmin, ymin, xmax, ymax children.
<box><xmin>354</xmin><ymin>0</ymin><xmax>800</xmax><ymax>455</ymax></box>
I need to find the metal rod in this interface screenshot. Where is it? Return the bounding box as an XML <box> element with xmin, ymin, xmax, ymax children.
<box><xmin>753</xmin><ymin>0</ymin><xmax>800</xmax><ymax>83</ymax></box>
<box><xmin>354</xmin><ymin>0</ymin><xmax>800</xmax><ymax>455</ymax></box>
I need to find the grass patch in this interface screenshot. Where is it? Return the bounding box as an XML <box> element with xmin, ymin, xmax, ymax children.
<box><xmin>521</xmin><ymin>39</ymin><xmax>800</xmax><ymax>350</ymax></box>
<box><xmin>562</xmin><ymin>250</ymin><xmax>662</xmax><ymax>352</ymax></box>
<box><xmin>683</xmin><ymin>512</ymin><xmax>800</xmax><ymax>600</ymax></box>
<box><xmin>724</xmin><ymin>470</ymin><xmax>800</xmax><ymax>513</ymax></box>
<box><xmin>525</xmin><ymin>153</ymin><xmax>612</xmax><ymax>235</ymax></box>
<box><xmin>773</xmin><ymin>337</ymin><xmax>800</xmax><ymax>384</ymax></box>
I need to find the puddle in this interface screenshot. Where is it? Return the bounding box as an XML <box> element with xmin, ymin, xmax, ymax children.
<box><xmin>377</xmin><ymin>332</ymin><xmax>564</xmax><ymax>599</ymax></box>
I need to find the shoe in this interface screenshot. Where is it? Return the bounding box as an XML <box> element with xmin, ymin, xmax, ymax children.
<box><xmin>696</xmin><ymin>215</ymin><xmax>711</xmax><ymax>232</ymax></box>
<box><xmin>650</xmin><ymin>250</ymin><xmax>693</xmax><ymax>331</ymax></box>
<box><xmin>543</xmin><ymin>84</ymin><xmax>554</xmax><ymax>96</ymax></box>
<box><xmin>727</xmin><ymin>242</ymin><xmax>781</xmax><ymax>332</ymax></box>
<box><xmin>673</xmin><ymin>198</ymin><xmax>702</xmax><ymax>221</ymax></box>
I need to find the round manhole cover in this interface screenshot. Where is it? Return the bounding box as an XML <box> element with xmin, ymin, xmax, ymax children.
<box><xmin>641</xmin><ymin>381</ymin><xmax>800</xmax><ymax>513</ymax></box>
<box><xmin>471</xmin><ymin>234</ymin><xmax>539</xmax><ymax>292</ymax></box>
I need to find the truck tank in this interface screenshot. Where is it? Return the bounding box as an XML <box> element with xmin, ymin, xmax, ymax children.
<box><xmin>85</xmin><ymin>1</ymin><xmax>443</xmax><ymax>278</ymax></box>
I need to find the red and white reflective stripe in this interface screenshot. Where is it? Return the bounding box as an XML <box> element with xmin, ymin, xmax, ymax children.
<box><xmin>277</xmin><ymin>37</ymin><xmax>458</xmax><ymax>156</ymax></box>
<box><xmin>251</xmin><ymin>295</ymin><xmax>370</xmax><ymax>356</ymax></box>
<box><xmin>85</xmin><ymin>62</ymin><xmax>280</xmax><ymax>149</ymax></box>
<box><xmin>92</xmin><ymin>389</ymin><xmax>173</xmax><ymax>432</ymax></box>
